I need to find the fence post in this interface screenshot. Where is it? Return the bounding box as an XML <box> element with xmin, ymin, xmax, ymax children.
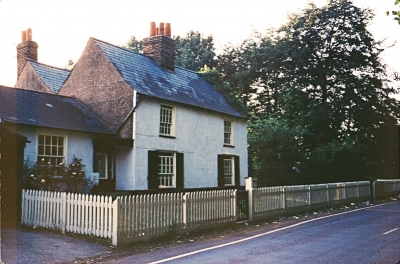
<box><xmin>61</xmin><ymin>192</ymin><xmax>66</xmax><ymax>234</ymax></box>
<box><xmin>21</xmin><ymin>190</ymin><xmax>26</xmax><ymax>225</ymax></box>
<box><xmin>233</xmin><ymin>190</ymin><xmax>237</xmax><ymax>221</ymax></box>
<box><xmin>182</xmin><ymin>193</ymin><xmax>187</xmax><ymax>229</ymax></box>
<box><xmin>112</xmin><ymin>198</ymin><xmax>119</xmax><ymax>246</ymax></box>
<box><xmin>326</xmin><ymin>184</ymin><xmax>330</xmax><ymax>204</ymax></box>
<box><xmin>282</xmin><ymin>186</ymin><xmax>286</xmax><ymax>211</ymax></box>
<box><xmin>373</xmin><ymin>181</ymin><xmax>376</xmax><ymax>200</ymax></box>
<box><xmin>245</xmin><ymin>177</ymin><xmax>254</xmax><ymax>222</ymax></box>
<box><xmin>308</xmin><ymin>185</ymin><xmax>311</xmax><ymax>209</ymax></box>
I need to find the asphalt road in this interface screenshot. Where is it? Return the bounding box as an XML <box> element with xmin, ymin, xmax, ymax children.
<box><xmin>110</xmin><ymin>201</ymin><xmax>400</xmax><ymax>264</ymax></box>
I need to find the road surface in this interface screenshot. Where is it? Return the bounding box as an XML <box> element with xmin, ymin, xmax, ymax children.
<box><xmin>110</xmin><ymin>201</ymin><xmax>400</xmax><ymax>264</ymax></box>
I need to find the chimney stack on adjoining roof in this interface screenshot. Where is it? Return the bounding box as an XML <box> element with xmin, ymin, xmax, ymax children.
<box><xmin>143</xmin><ymin>22</ymin><xmax>175</xmax><ymax>72</ymax></box>
<box><xmin>17</xmin><ymin>28</ymin><xmax>38</xmax><ymax>78</ymax></box>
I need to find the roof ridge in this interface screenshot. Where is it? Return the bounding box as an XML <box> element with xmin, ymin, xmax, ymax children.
<box><xmin>28</xmin><ymin>59</ymin><xmax>71</xmax><ymax>73</ymax></box>
<box><xmin>91</xmin><ymin>37</ymin><xmax>155</xmax><ymax>59</ymax></box>
<box><xmin>4</xmin><ymin>86</ymin><xmax>75</xmax><ymax>100</ymax></box>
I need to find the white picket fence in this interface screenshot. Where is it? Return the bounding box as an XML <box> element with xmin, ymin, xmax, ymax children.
<box><xmin>21</xmin><ymin>189</ymin><xmax>236</xmax><ymax>246</ymax></box>
<box><xmin>251</xmin><ymin>181</ymin><xmax>370</xmax><ymax>221</ymax></box>
<box><xmin>373</xmin><ymin>179</ymin><xmax>400</xmax><ymax>199</ymax></box>
<box><xmin>21</xmin><ymin>190</ymin><xmax>113</xmax><ymax>238</ymax></box>
<box><xmin>113</xmin><ymin>190</ymin><xmax>236</xmax><ymax>245</ymax></box>
<box><xmin>22</xmin><ymin>180</ymin><xmax>393</xmax><ymax>246</ymax></box>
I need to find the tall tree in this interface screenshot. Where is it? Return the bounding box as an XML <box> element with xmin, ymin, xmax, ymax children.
<box><xmin>237</xmin><ymin>0</ymin><xmax>399</xmax><ymax>184</ymax></box>
<box><xmin>174</xmin><ymin>31</ymin><xmax>216</xmax><ymax>71</ymax></box>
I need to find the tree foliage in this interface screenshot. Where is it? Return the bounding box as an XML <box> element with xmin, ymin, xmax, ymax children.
<box><xmin>219</xmin><ymin>0</ymin><xmax>399</xmax><ymax>185</ymax></box>
<box><xmin>123</xmin><ymin>35</ymin><xmax>143</xmax><ymax>52</ymax></box>
<box><xmin>175</xmin><ymin>31</ymin><xmax>216</xmax><ymax>71</ymax></box>
<box><xmin>386</xmin><ymin>0</ymin><xmax>400</xmax><ymax>25</ymax></box>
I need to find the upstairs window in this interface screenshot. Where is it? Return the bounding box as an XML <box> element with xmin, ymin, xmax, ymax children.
<box><xmin>160</xmin><ymin>106</ymin><xmax>174</xmax><ymax>136</ymax></box>
<box><xmin>37</xmin><ymin>134</ymin><xmax>66</xmax><ymax>177</ymax></box>
<box><xmin>224</xmin><ymin>120</ymin><xmax>233</xmax><ymax>145</ymax></box>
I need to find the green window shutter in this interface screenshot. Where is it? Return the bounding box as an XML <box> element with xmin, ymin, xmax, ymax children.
<box><xmin>234</xmin><ymin>156</ymin><xmax>240</xmax><ymax>186</ymax></box>
<box><xmin>176</xmin><ymin>152</ymin><xmax>184</xmax><ymax>189</ymax></box>
<box><xmin>148</xmin><ymin>151</ymin><xmax>159</xmax><ymax>189</ymax></box>
<box><xmin>217</xmin><ymin>155</ymin><xmax>224</xmax><ymax>187</ymax></box>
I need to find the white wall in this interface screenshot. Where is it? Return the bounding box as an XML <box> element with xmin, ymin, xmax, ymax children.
<box><xmin>115</xmin><ymin>146</ymin><xmax>135</xmax><ymax>190</ymax></box>
<box><xmin>124</xmin><ymin>97</ymin><xmax>248</xmax><ymax>190</ymax></box>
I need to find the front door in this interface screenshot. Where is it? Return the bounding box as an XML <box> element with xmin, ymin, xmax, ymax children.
<box><xmin>94</xmin><ymin>150</ymin><xmax>115</xmax><ymax>192</ymax></box>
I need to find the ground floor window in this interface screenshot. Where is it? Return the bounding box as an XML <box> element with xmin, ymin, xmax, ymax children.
<box><xmin>148</xmin><ymin>151</ymin><xmax>184</xmax><ymax>189</ymax></box>
<box><xmin>37</xmin><ymin>134</ymin><xmax>66</xmax><ymax>177</ymax></box>
<box><xmin>159</xmin><ymin>153</ymin><xmax>175</xmax><ymax>188</ymax></box>
<box><xmin>218</xmin><ymin>155</ymin><xmax>240</xmax><ymax>187</ymax></box>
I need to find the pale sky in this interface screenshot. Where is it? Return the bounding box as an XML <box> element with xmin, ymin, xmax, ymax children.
<box><xmin>0</xmin><ymin>0</ymin><xmax>399</xmax><ymax>87</ymax></box>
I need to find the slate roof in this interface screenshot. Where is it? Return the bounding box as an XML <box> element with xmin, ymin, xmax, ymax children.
<box><xmin>0</xmin><ymin>86</ymin><xmax>111</xmax><ymax>134</ymax></box>
<box><xmin>92</xmin><ymin>38</ymin><xmax>245</xmax><ymax>118</ymax></box>
<box><xmin>28</xmin><ymin>60</ymin><xmax>70</xmax><ymax>93</ymax></box>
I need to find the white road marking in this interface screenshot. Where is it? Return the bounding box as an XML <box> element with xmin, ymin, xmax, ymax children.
<box><xmin>383</xmin><ymin>228</ymin><xmax>399</xmax><ymax>235</ymax></box>
<box><xmin>149</xmin><ymin>202</ymin><xmax>398</xmax><ymax>264</ymax></box>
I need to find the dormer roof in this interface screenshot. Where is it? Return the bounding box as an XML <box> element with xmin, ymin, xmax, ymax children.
<box><xmin>28</xmin><ymin>60</ymin><xmax>70</xmax><ymax>93</ymax></box>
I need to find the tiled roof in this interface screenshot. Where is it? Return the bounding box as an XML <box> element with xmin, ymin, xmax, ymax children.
<box><xmin>29</xmin><ymin>60</ymin><xmax>70</xmax><ymax>93</ymax></box>
<box><xmin>0</xmin><ymin>86</ymin><xmax>111</xmax><ymax>134</ymax></box>
<box><xmin>92</xmin><ymin>38</ymin><xmax>245</xmax><ymax>118</ymax></box>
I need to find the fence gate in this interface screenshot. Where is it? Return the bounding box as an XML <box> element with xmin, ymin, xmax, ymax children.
<box><xmin>236</xmin><ymin>189</ymin><xmax>249</xmax><ymax>221</ymax></box>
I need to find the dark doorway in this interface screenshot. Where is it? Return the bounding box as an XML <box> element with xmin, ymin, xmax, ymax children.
<box><xmin>0</xmin><ymin>125</ymin><xmax>27</xmax><ymax>228</ymax></box>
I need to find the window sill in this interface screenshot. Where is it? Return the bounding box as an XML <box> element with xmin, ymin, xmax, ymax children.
<box><xmin>223</xmin><ymin>144</ymin><xmax>235</xmax><ymax>148</ymax></box>
<box><xmin>159</xmin><ymin>135</ymin><xmax>176</xmax><ymax>139</ymax></box>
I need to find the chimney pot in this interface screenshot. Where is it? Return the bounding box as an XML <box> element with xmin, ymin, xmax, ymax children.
<box><xmin>22</xmin><ymin>31</ymin><xmax>27</xmax><ymax>42</ymax></box>
<box><xmin>27</xmin><ymin>28</ymin><xmax>32</xmax><ymax>41</ymax></box>
<box><xmin>150</xmin><ymin>22</ymin><xmax>156</xmax><ymax>36</ymax></box>
<box><xmin>159</xmin><ymin>22</ymin><xmax>164</xmax><ymax>35</ymax></box>
<box><xmin>165</xmin><ymin>23</ymin><xmax>171</xmax><ymax>37</ymax></box>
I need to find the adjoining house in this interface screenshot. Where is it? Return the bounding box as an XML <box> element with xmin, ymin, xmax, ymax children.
<box><xmin>0</xmin><ymin>124</ymin><xmax>28</xmax><ymax>227</ymax></box>
<box><xmin>0</xmin><ymin>85</ymin><xmax>113</xmax><ymax>184</ymax></box>
<box><xmin>8</xmin><ymin>23</ymin><xmax>248</xmax><ymax>192</ymax></box>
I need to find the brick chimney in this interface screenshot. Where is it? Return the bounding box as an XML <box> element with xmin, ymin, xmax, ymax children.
<box><xmin>143</xmin><ymin>22</ymin><xmax>175</xmax><ymax>71</ymax></box>
<box><xmin>17</xmin><ymin>28</ymin><xmax>38</xmax><ymax>78</ymax></box>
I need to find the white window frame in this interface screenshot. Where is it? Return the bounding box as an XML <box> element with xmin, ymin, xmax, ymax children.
<box><xmin>224</xmin><ymin>120</ymin><xmax>234</xmax><ymax>146</ymax></box>
<box><xmin>94</xmin><ymin>152</ymin><xmax>108</xmax><ymax>179</ymax></box>
<box><xmin>159</xmin><ymin>105</ymin><xmax>175</xmax><ymax>137</ymax></box>
<box><xmin>223</xmin><ymin>157</ymin><xmax>235</xmax><ymax>186</ymax></box>
<box><xmin>158</xmin><ymin>152</ymin><xmax>176</xmax><ymax>188</ymax></box>
<box><xmin>36</xmin><ymin>131</ymin><xmax>68</xmax><ymax>178</ymax></box>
